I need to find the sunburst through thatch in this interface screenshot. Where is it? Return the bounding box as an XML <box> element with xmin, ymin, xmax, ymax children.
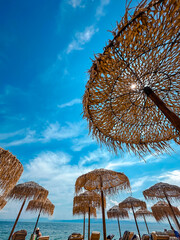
<box><xmin>0</xmin><ymin>148</ymin><xmax>23</xmax><ymax>196</ymax></box>
<box><xmin>83</xmin><ymin>0</ymin><xmax>180</xmax><ymax>157</ymax></box>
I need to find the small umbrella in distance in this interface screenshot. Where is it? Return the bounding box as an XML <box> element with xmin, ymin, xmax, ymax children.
<box><xmin>26</xmin><ymin>197</ymin><xmax>54</xmax><ymax>237</ymax></box>
<box><xmin>7</xmin><ymin>181</ymin><xmax>48</xmax><ymax>240</ymax></box>
<box><xmin>135</xmin><ymin>208</ymin><xmax>153</xmax><ymax>234</ymax></box>
<box><xmin>143</xmin><ymin>182</ymin><xmax>180</xmax><ymax>230</ymax></box>
<box><xmin>119</xmin><ymin>197</ymin><xmax>147</xmax><ymax>239</ymax></box>
<box><xmin>107</xmin><ymin>205</ymin><xmax>129</xmax><ymax>238</ymax></box>
<box><xmin>75</xmin><ymin>168</ymin><xmax>130</xmax><ymax>240</ymax></box>
<box><xmin>151</xmin><ymin>201</ymin><xmax>180</xmax><ymax>230</ymax></box>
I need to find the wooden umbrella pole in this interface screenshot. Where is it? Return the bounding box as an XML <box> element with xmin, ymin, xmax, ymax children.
<box><xmin>100</xmin><ymin>176</ymin><xmax>107</xmax><ymax>240</ymax></box>
<box><xmin>144</xmin><ymin>86</ymin><xmax>180</xmax><ymax>132</ymax></box>
<box><xmin>166</xmin><ymin>213</ymin><xmax>174</xmax><ymax>230</ymax></box>
<box><xmin>33</xmin><ymin>206</ymin><xmax>43</xmax><ymax>234</ymax></box>
<box><xmin>143</xmin><ymin>214</ymin><xmax>149</xmax><ymax>234</ymax></box>
<box><xmin>8</xmin><ymin>197</ymin><xmax>27</xmax><ymax>240</ymax></box>
<box><xmin>164</xmin><ymin>192</ymin><xmax>180</xmax><ymax>229</ymax></box>
<box><xmin>117</xmin><ymin>217</ymin><xmax>121</xmax><ymax>238</ymax></box>
<box><xmin>83</xmin><ymin>213</ymin><xmax>85</xmax><ymax>239</ymax></box>
<box><xmin>131</xmin><ymin>205</ymin><xmax>141</xmax><ymax>240</ymax></box>
<box><xmin>88</xmin><ymin>206</ymin><xmax>90</xmax><ymax>240</ymax></box>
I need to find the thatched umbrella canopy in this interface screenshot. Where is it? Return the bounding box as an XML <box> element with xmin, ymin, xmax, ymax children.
<box><xmin>135</xmin><ymin>208</ymin><xmax>153</xmax><ymax>234</ymax></box>
<box><xmin>119</xmin><ymin>197</ymin><xmax>147</xmax><ymax>239</ymax></box>
<box><xmin>0</xmin><ymin>148</ymin><xmax>23</xmax><ymax>196</ymax></box>
<box><xmin>151</xmin><ymin>201</ymin><xmax>180</xmax><ymax>230</ymax></box>
<box><xmin>73</xmin><ymin>204</ymin><xmax>97</xmax><ymax>239</ymax></box>
<box><xmin>74</xmin><ymin>191</ymin><xmax>102</xmax><ymax>240</ymax></box>
<box><xmin>107</xmin><ymin>205</ymin><xmax>129</xmax><ymax>238</ymax></box>
<box><xmin>82</xmin><ymin>0</ymin><xmax>180</xmax><ymax>157</ymax></box>
<box><xmin>75</xmin><ymin>168</ymin><xmax>130</xmax><ymax>240</ymax></box>
<box><xmin>143</xmin><ymin>182</ymin><xmax>180</xmax><ymax>229</ymax></box>
<box><xmin>7</xmin><ymin>181</ymin><xmax>48</xmax><ymax>240</ymax></box>
<box><xmin>26</xmin><ymin>198</ymin><xmax>54</xmax><ymax>236</ymax></box>
<box><xmin>0</xmin><ymin>196</ymin><xmax>7</xmax><ymax>210</ymax></box>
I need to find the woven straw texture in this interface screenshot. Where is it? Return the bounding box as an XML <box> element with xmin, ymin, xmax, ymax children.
<box><xmin>119</xmin><ymin>197</ymin><xmax>146</xmax><ymax>209</ymax></box>
<box><xmin>75</xmin><ymin>169</ymin><xmax>130</xmax><ymax>195</ymax></box>
<box><xmin>26</xmin><ymin>198</ymin><xmax>54</xmax><ymax>216</ymax></box>
<box><xmin>107</xmin><ymin>205</ymin><xmax>129</xmax><ymax>219</ymax></box>
<box><xmin>83</xmin><ymin>0</ymin><xmax>180</xmax><ymax>156</ymax></box>
<box><xmin>0</xmin><ymin>148</ymin><xmax>23</xmax><ymax>196</ymax></box>
<box><xmin>151</xmin><ymin>201</ymin><xmax>180</xmax><ymax>221</ymax></box>
<box><xmin>135</xmin><ymin>208</ymin><xmax>153</xmax><ymax>218</ymax></box>
<box><xmin>74</xmin><ymin>191</ymin><xmax>103</xmax><ymax>208</ymax></box>
<box><xmin>143</xmin><ymin>182</ymin><xmax>180</xmax><ymax>200</ymax></box>
<box><xmin>0</xmin><ymin>196</ymin><xmax>7</xmax><ymax>210</ymax></box>
<box><xmin>73</xmin><ymin>205</ymin><xmax>97</xmax><ymax>217</ymax></box>
<box><xmin>7</xmin><ymin>181</ymin><xmax>49</xmax><ymax>201</ymax></box>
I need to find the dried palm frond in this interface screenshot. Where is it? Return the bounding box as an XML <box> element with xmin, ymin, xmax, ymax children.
<box><xmin>143</xmin><ymin>182</ymin><xmax>180</xmax><ymax>201</ymax></box>
<box><xmin>74</xmin><ymin>191</ymin><xmax>103</xmax><ymax>208</ymax></box>
<box><xmin>73</xmin><ymin>205</ymin><xmax>97</xmax><ymax>217</ymax></box>
<box><xmin>135</xmin><ymin>208</ymin><xmax>153</xmax><ymax>218</ymax></box>
<box><xmin>83</xmin><ymin>0</ymin><xmax>180</xmax><ymax>157</ymax></box>
<box><xmin>0</xmin><ymin>148</ymin><xmax>23</xmax><ymax>196</ymax></box>
<box><xmin>119</xmin><ymin>197</ymin><xmax>146</xmax><ymax>209</ymax></box>
<box><xmin>7</xmin><ymin>181</ymin><xmax>48</xmax><ymax>201</ymax></box>
<box><xmin>151</xmin><ymin>201</ymin><xmax>180</xmax><ymax>222</ymax></box>
<box><xmin>107</xmin><ymin>205</ymin><xmax>129</xmax><ymax>219</ymax></box>
<box><xmin>0</xmin><ymin>196</ymin><xmax>7</xmax><ymax>210</ymax></box>
<box><xmin>75</xmin><ymin>169</ymin><xmax>130</xmax><ymax>195</ymax></box>
<box><xmin>26</xmin><ymin>198</ymin><xmax>54</xmax><ymax>216</ymax></box>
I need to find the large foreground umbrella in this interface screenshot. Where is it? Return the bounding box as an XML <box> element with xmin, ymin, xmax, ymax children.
<box><xmin>0</xmin><ymin>148</ymin><xmax>23</xmax><ymax>196</ymax></box>
<box><xmin>151</xmin><ymin>201</ymin><xmax>180</xmax><ymax>230</ymax></box>
<box><xmin>135</xmin><ymin>208</ymin><xmax>153</xmax><ymax>234</ymax></box>
<box><xmin>82</xmin><ymin>0</ymin><xmax>180</xmax><ymax>157</ymax></box>
<box><xmin>74</xmin><ymin>191</ymin><xmax>102</xmax><ymax>240</ymax></box>
<box><xmin>73</xmin><ymin>204</ymin><xmax>97</xmax><ymax>239</ymax></box>
<box><xmin>75</xmin><ymin>169</ymin><xmax>130</xmax><ymax>240</ymax></box>
<box><xmin>119</xmin><ymin>197</ymin><xmax>146</xmax><ymax>239</ymax></box>
<box><xmin>107</xmin><ymin>205</ymin><xmax>129</xmax><ymax>238</ymax></box>
<box><xmin>7</xmin><ymin>181</ymin><xmax>48</xmax><ymax>240</ymax></box>
<box><xmin>0</xmin><ymin>196</ymin><xmax>7</xmax><ymax>210</ymax></box>
<box><xmin>26</xmin><ymin>198</ymin><xmax>54</xmax><ymax>235</ymax></box>
<box><xmin>143</xmin><ymin>182</ymin><xmax>180</xmax><ymax>229</ymax></box>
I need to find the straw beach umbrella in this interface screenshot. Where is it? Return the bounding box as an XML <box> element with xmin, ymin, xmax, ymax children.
<box><xmin>135</xmin><ymin>208</ymin><xmax>153</xmax><ymax>234</ymax></box>
<box><xmin>0</xmin><ymin>196</ymin><xmax>7</xmax><ymax>210</ymax></box>
<box><xmin>0</xmin><ymin>148</ymin><xmax>23</xmax><ymax>196</ymax></box>
<box><xmin>107</xmin><ymin>205</ymin><xmax>129</xmax><ymax>238</ymax></box>
<box><xmin>119</xmin><ymin>197</ymin><xmax>146</xmax><ymax>239</ymax></box>
<box><xmin>26</xmin><ymin>198</ymin><xmax>54</xmax><ymax>236</ymax></box>
<box><xmin>143</xmin><ymin>182</ymin><xmax>180</xmax><ymax>230</ymax></box>
<box><xmin>74</xmin><ymin>191</ymin><xmax>102</xmax><ymax>240</ymax></box>
<box><xmin>7</xmin><ymin>181</ymin><xmax>48</xmax><ymax>240</ymax></box>
<box><xmin>73</xmin><ymin>204</ymin><xmax>97</xmax><ymax>239</ymax></box>
<box><xmin>82</xmin><ymin>0</ymin><xmax>180</xmax><ymax>157</ymax></box>
<box><xmin>75</xmin><ymin>168</ymin><xmax>130</xmax><ymax>240</ymax></box>
<box><xmin>151</xmin><ymin>201</ymin><xmax>180</xmax><ymax>230</ymax></box>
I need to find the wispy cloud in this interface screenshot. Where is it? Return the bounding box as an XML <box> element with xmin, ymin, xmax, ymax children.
<box><xmin>72</xmin><ymin>134</ymin><xmax>96</xmax><ymax>151</ymax></box>
<box><xmin>158</xmin><ymin>170</ymin><xmax>180</xmax><ymax>185</ymax></box>
<box><xmin>0</xmin><ymin>130</ymin><xmax>23</xmax><ymax>141</ymax></box>
<box><xmin>67</xmin><ymin>25</ymin><xmax>99</xmax><ymax>53</ymax></box>
<box><xmin>96</xmin><ymin>0</ymin><xmax>111</xmax><ymax>19</ymax></box>
<box><xmin>58</xmin><ymin>98</ymin><xmax>81</xmax><ymax>108</ymax></box>
<box><xmin>68</xmin><ymin>0</ymin><xmax>84</xmax><ymax>8</ymax></box>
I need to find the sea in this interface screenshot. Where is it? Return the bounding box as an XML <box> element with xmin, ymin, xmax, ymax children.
<box><xmin>0</xmin><ymin>221</ymin><xmax>170</xmax><ymax>240</ymax></box>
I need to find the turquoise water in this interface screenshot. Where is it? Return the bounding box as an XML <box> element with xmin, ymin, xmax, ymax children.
<box><xmin>0</xmin><ymin>221</ymin><xmax>170</xmax><ymax>240</ymax></box>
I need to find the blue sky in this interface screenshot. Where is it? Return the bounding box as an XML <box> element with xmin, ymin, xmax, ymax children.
<box><xmin>0</xmin><ymin>0</ymin><xmax>180</xmax><ymax>221</ymax></box>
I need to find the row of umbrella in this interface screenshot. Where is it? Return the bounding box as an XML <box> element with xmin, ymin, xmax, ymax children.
<box><xmin>73</xmin><ymin>168</ymin><xmax>180</xmax><ymax>240</ymax></box>
<box><xmin>0</xmin><ymin>148</ymin><xmax>55</xmax><ymax>239</ymax></box>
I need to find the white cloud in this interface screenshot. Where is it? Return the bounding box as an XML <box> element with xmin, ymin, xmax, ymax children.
<box><xmin>96</xmin><ymin>0</ymin><xmax>110</xmax><ymax>19</ymax></box>
<box><xmin>72</xmin><ymin>134</ymin><xmax>96</xmax><ymax>151</ymax></box>
<box><xmin>158</xmin><ymin>170</ymin><xmax>180</xmax><ymax>185</ymax></box>
<box><xmin>0</xmin><ymin>129</ymin><xmax>23</xmax><ymax>140</ymax></box>
<box><xmin>67</xmin><ymin>25</ymin><xmax>99</xmax><ymax>53</ymax></box>
<box><xmin>68</xmin><ymin>0</ymin><xmax>84</xmax><ymax>8</ymax></box>
<box><xmin>58</xmin><ymin>98</ymin><xmax>81</xmax><ymax>108</ymax></box>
